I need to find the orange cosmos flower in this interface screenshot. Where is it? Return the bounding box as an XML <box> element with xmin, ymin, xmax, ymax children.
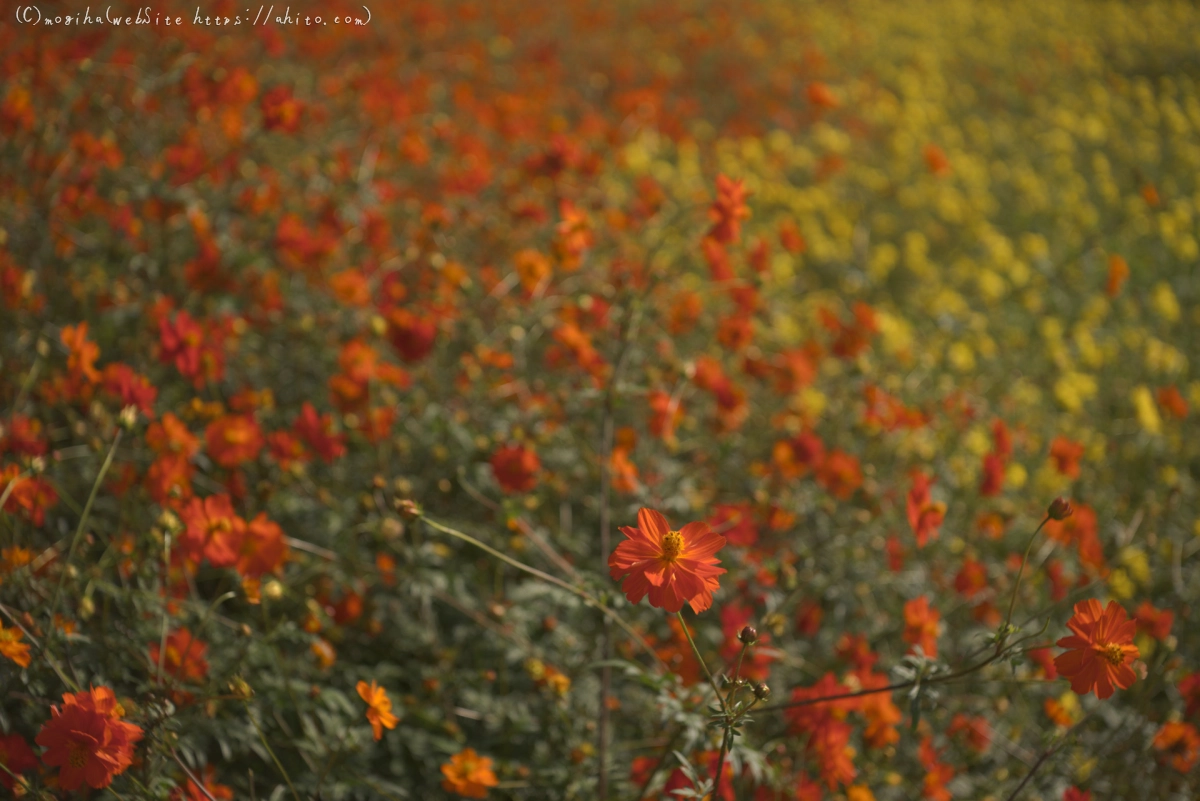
<box><xmin>0</xmin><ymin>620</ymin><xmax>31</xmax><ymax>667</ymax></box>
<box><xmin>61</xmin><ymin>322</ymin><xmax>101</xmax><ymax>383</ymax></box>
<box><xmin>608</xmin><ymin>508</ymin><xmax>727</xmax><ymax>614</ymax></box>
<box><xmin>1048</xmin><ymin>436</ymin><xmax>1085</xmax><ymax>478</ymax></box>
<box><xmin>906</xmin><ymin>471</ymin><xmax>946</xmax><ymax>548</ymax></box>
<box><xmin>0</xmin><ymin>733</ymin><xmax>37</xmax><ymax>791</ymax></box>
<box><xmin>490</xmin><ymin>444</ymin><xmax>540</xmax><ymax>494</ymax></box>
<box><xmin>180</xmin><ymin>494</ymin><xmax>246</xmax><ymax>568</ymax></box>
<box><xmin>356</xmin><ymin>680</ymin><xmax>399</xmax><ymax>741</ymax></box>
<box><xmin>708</xmin><ymin>174</ymin><xmax>751</xmax><ymax>245</ymax></box>
<box><xmin>147</xmin><ymin>412</ymin><xmax>200</xmax><ymax>458</ymax></box>
<box><xmin>1153</xmin><ymin>721</ymin><xmax>1200</xmax><ymax>773</ymax></box>
<box><xmin>148</xmin><ymin>628</ymin><xmax>209</xmax><ymax>684</ymax></box>
<box><xmin>1157</xmin><ymin>385</ymin><xmax>1189</xmax><ymax>419</ymax></box>
<box><xmin>205</xmin><ymin>414</ymin><xmax>265</xmax><ymax>470</ymax></box>
<box><xmin>441</xmin><ymin>748</ymin><xmax>499</xmax><ymax>798</ymax></box>
<box><xmin>1053</xmin><ymin>599</ymin><xmax>1139</xmax><ymax>700</ymax></box>
<box><xmin>36</xmin><ymin>687</ymin><xmax>143</xmax><ymax>791</ymax></box>
<box><xmin>903</xmin><ymin>596</ymin><xmax>942</xmax><ymax>658</ymax></box>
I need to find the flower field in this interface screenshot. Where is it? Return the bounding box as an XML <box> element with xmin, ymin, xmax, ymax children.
<box><xmin>2</xmin><ymin>0</ymin><xmax>1200</xmax><ymax>798</ymax></box>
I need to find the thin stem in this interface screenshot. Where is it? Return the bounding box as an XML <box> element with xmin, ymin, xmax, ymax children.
<box><xmin>711</xmin><ymin>727</ymin><xmax>732</xmax><ymax>798</ymax></box>
<box><xmin>998</xmin><ymin>515</ymin><xmax>1049</xmax><ymax>653</ymax></box>
<box><xmin>732</xmin><ymin>642</ymin><xmax>748</xmax><ymax>686</ymax></box>
<box><xmin>171</xmin><ymin>749</ymin><xmax>218</xmax><ymax>801</ymax></box>
<box><xmin>0</xmin><ymin>470</ymin><xmax>29</xmax><ymax>514</ymax></box>
<box><xmin>1004</xmin><ymin>744</ymin><xmax>1058</xmax><ymax>801</ymax></box>
<box><xmin>156</xmin><ymin>532</ymin><xmax>172</xmax><ymax>684</ymax></box>
<box><xmin>676</xmin><ymin>611</ymin><xmax>728</xmax><ymax>716</ymax></box>
<box><xmin>247</xmin><ymin>706</ymin><xmax>302</xmax><ymax>801</ymax></box>
<box><xmin>759</xmin><ymin>652</ymin><xmax>1002</xmax><ymax>713</ymax></box>
<box><xmin>50</xmin><ymin>429</ymin><xmax>123</xmax><ymax>622</ymax></box>
<box><xmin>421</xmin><ymin>514</ymin><xmax>667</xmax><ymax>671</ymax></box>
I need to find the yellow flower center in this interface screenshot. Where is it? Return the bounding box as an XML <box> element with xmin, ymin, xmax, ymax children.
<box><xmin>1097</xmin><ymin>642</ymin><xmax>1125</xmax><ymax>666</ymax></box>
<box><xmin>661</xmin><ymin>531</ymin><xmax>684</xmax><ymax>561</ymax></box>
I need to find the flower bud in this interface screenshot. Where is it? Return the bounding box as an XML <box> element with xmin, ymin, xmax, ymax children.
<box><xmin>738</xmin><ymin>625</ymin><xmax>759</xmax><ymax>645</ymax></box>
<box><xmin>394</xmin><ymin>498</ymin><xmax>422</xmax><ymax>520</ymax></box>
<box><xmin>1048</xmin><ymin>497</ymin><xmax>1073</xmax><ymax>521</ymax></box>
<box><xmin>753</xmin><ymin>682</ymin><xmax>771</xmax><ymax>701</ymax></box>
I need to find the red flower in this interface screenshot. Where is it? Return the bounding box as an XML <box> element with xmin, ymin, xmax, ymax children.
<box><xmin>0</xmin><ymin>733</ymin><xmax>37</xmax><ymax>790</ymax></box>
<box><xmin>293</xmin><ymin>403</ymin><xmax>346</xmax><ymax>462</ymax></box>
<box><xmin>816</xmin><ymin>450</ymin><xmax>862</xmax><ymax>500</ymax></box>
<box><xmin>1153</xmin><ymin>721</ymin><xmax>1200</xmax><ymax>773</ymax></box>
<box><xmin>205</xmin><ymin>415</ymin><xmax>264</xmax><ymax>470</ymax></box>
<box><xmin>238</xmin><ymin>513</ymin><xmax>289</xmax><ymax>578</ymax></box>
<box><xmin>1134</xmin><ymin>600</ymin><xmax>1174</xmax><ymax>640</ymax></box>
<box><xmin>0</xmin><ymin>414</ymin><xmax>48</xmax><ymax>457</ymax></box>
<box><xmin>267</xmin><ymin>430</ymin><xmax>309</xmax><ymax>469</ymax></box>
<box><xmin>145</xmin><ymin>453</ymin><xmax>194</xmax><ymax>505</ymax></box>
<box><xmin>979</xmin><ymin>452</ymin><xmax>1005</xmax><ymax>496</ymax></box>
<box><xmin>1157</xmin><ymin>385</ymin><xmax>1189</xmax><ymax>419</ymax></box>
<box><xmin>1049</xmin><ymin>436</ymin><xmax>1085</xmax><ymax>478</ymax></box>
<box><xmin>1178</xmin><ymin>672</ymin><xmax>1200</xmax><ymax>719</ymax></box>
<box><xmin>903</xmin><ymin>596</ymin><xmax>941</xmax><ymax>658</ymax></box>
<box><xmin>147</xmin><ymin>413</ymin><xmax>200</xmax><ymax>458</ymax></box>
<box><xmin>923</xmin><ymin>143</ymin><xmax>951</xmax><ymax>176</ymax></box>
<box><xmin>807</xmin><ymin>81</ymin><xmax>840</xmax><ymax>109</ymax></box>
<box><xmin>947</xmin><ymin>714</ymin><xmax>991</xmax><ymax>752</ymax></box>
<box><xmin>708</xmin><ymin>174</ymin><xmax>751</xmax><ymax>245</ymax></box>
<box><xmin>491</xmin><ymin>444</ymin><xmax>540</xmax><ymax>494</ymax></box>
<box><xmin>102</xmin><ymin>363</ymin><xmax>158</xmax><ymax>416</ymax></box>
<box><xmin>261</xmin><ymin>85</ymin><xmax>303</xmax><ymax>132</ymax></box>
<box><xmin>773</xmin><ymin>431</ymin><xmax>826</xmax><ymax>478</ymax></box>
<box><xmin>954</xmin><ymin>557</ymin><xmax>988</xmax><ymax>599</ymax></box>
<box><xmin>61</xmin><ymin>322</ymin><xmax>101</xmax><ymax>383</ymax></box>
<box><xmin>180</xmin><ymin>494</ymin><xmax>246</xmax><ymax>568</ymax></box>
<box><xmin>1063</xmin><ymin>787</ymin><xmax>1091</xmax><ymax>801</ymax></box>
<box><xmin>148</xmin><ymin>628</ymin><xmax>209</xmax><ymax>684</ymax></box>
<box><xmin>158</xmin><ymin>311</ymin><xmax>225</xmax><ymax>388</ymax></box>
<box><xmin>1053</xmin><ymin>599</ymin><xmax>1139</xmax><ymax>699</ymax></box>
<box><xmin>709</xmin><ymin>503</ymin><xmax>759</xmax><ymax>547</ymax></box>
<box><xmin>663</xmin><ymin>750</ymin><xmax>734</xmax><ymax>800</ymax></box>
<box><xmin>608</xmin><ymin>508</ymin><xmax>727</xmax><ymax>614</ymax></box>
<box><xmin>906</xmin><ymin>471</ymin><xmax>946</xmax><ymax>547</ymax></box>
<box><xmin>0</xmin><ymin>465</ymin><xmax>58</xmax><ymax>527</ymax></box>
<box><xmin>36</xmin><ymin>688</ymin><xmax>142</xmax><ymax>791</ymax></box>
<box><xmin>858</xmin><ymin>671</ymin><xmax>902</xmax><ymax>749</ymax></box>
<box><xmin>386</xmin><ymin>307</ymin><xmax>437</xmax><ymax>363</ymax></box>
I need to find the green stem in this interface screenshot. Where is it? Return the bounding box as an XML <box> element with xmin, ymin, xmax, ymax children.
<box><xmin>50</xmin><ymin>429</ymin><xmax>123</xmax><ymax>622</ymax></box>
<box><xmin>421</xmin><ymin>515</ymin><xmax>666</xmax><ymax>670</ymax></box>
<box><xmin>0</xmin><ymin>470</ymin><xmax>29</xmax><ymax>515</ymax></box>
<box><xmin>247</xmin><ymin>706</ymin><xmax>302</xmax><ymax>801</ymax></box>
<box><xmin>998</xmin><ymin>515</ymin><xmax>1050</xmax><ymax>653</ymax></box>
<box><xmin>711</xmin><ymin>726</ymin><xmax>732</xmax><ymax>798</ymax></box>
<box><xmin>675</xmin><ymin>611</ymin><xmax>728</xmax><ymax>716</ymax></box>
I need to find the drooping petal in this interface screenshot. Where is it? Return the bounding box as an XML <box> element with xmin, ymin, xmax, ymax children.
<box><xmin>619</xmin><ymin>569</ymin><xmax>653</xmax><ymax>605</ymax></box>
